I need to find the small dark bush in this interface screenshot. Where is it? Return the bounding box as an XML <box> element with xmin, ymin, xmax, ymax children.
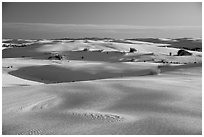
<box><xmin>129</xmin><ymin>48</ymin><xmax>137</xmax><ymax>53</ymax></box>
<box><xmin>83</xmin><ymin>48</ymin><xmax>89</xmax><ymax>51</ymax></box>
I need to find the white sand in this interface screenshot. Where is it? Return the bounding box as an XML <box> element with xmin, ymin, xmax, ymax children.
<box><xmin>2</xmin><ymin>39</ymin><xmax>202</xmax><ymax>135</ymax></box>
<box><xmin>3</xmin><ymin>66</ymin><xmax>201</xmax><ymax>135</ymax></box>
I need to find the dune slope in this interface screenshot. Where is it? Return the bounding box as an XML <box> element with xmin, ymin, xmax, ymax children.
<box><xmin>2</xmin><ymin>38</ymin><xmax>202</xmax><ymax>135</ymax></box>
<box><xmin>2</xmin><ymin>66</ymin><xmax>201</xmax><ymax>135</ymax></box>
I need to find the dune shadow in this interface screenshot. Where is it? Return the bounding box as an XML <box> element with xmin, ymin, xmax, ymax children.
<box><xmin>2</xmin><ymin>43</ymin><xmax>46</xmax><ymax>58</ymax></box>
<box><xmin>2</xmin><ymin>46</ymin><xmax>125</xmax><ymax>62</ymax></box>
<box><xmin>61</xmin><ymin>51</ymin><xmax>125</xmax><ymax>62</ymax></box>
<box><xmin>8</xmin><ymin>64</ymin><xmax>159</xmax><ymax>84</ymax></box>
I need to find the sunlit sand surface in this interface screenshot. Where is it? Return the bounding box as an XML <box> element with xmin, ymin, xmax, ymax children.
<box><xmin>2</xmin><ymin>38</ymin><xmax>202</xmax><ymax>134</ymax></box>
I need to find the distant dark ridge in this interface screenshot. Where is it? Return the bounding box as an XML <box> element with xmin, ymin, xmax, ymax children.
<box><xmin>3</xmin><ymin>39</ymin><xmax>34</xmax><ymax>44</ymax></box>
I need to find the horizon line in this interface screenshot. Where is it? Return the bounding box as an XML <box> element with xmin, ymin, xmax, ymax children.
<box><xmin>3</xmin><ymin>22</ymin><xmax>202</xmax><ymax>30</ymax></box>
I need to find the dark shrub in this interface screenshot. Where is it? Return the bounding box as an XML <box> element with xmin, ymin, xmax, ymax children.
<box><xmin>129</xmin><ymin>48</ymin><xmax>137</xmax><ymax>53</ymax></box>
<box><xmin>83</xmin><ymin>48</ymin><xmax>89</xmax><ymax>51</ymax></box>
<box><xmin>48</xmin><ymin>54</ymin><xmax>63</xmax><ymax>60</ymax></box>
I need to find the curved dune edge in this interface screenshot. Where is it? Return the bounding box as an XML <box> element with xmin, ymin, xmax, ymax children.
<box><xmin>2</xmin><ymin>38</ymin><xmax>202</xmax><ymax>135</ymax></box>
<box><xmin>8</xmin><ymin>62</ymin><xmax>160</xmax><ymax>84</ymax></box>
<box><xmin>8</xmin><ymin>61</ymin><xmax>201</xmax><ymax>84</ymax></box>
<box><xmin>2</xmin><ymin>72</ymin><xmax>43</xmax><ymax>87</ymax></box>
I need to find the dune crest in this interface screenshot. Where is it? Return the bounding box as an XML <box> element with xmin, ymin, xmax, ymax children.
<box><xmin>2</xmin><ymin>38</ymin><xmax>202</xmax><ymax>135</ymax></box>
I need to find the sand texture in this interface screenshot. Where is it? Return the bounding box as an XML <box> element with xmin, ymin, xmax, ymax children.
<box><xmin>2</xmin><ymin>38</ymin><xmax>202</xmax><ymax>135</ymax></box>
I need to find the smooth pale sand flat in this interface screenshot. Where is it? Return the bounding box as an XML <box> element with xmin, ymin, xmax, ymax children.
<box><xmin>2</xmin><ymin>63</ymin><xmax>201</xmax><ymax>134</ymax></box>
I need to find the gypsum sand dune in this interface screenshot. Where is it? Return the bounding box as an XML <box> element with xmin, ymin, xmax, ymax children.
<box><xmin>3</xmin><ymin>45</ymin><xmax>201</xmax><ymax>64</ymax></box>
<box><xmin>2</xmin><ymin>72</ymin><xmax>43</xmax><ymax>87</ymax></box>
<box><xmin>2</xmin><ymin>39</ymin><xmax>202</xmax><ymax>135</ymax></box>
<box><xmin>2</xmin><ymin>45</ymin><xmax>126</xmax><ymax>62</ymax></box>
<box><xmin>158</xmin><ymin>62</ymin><xmax>202</xmax><ymax>73</ymax></box>
<box><xmin>7</xmin><ymin>59</ymin><xmax>201</xmax><ymax>84</ymax></box>
<box><xmin>2</xmin><ymin>66</ymin><xmax>201</xmax><ymax>135</ymax></box>
<box><xmin>2</xmin><ymin>38</ymin><xmax>201</xmax><ymax>65</ymax></box>
<box><xmin>2</xmin><ymin>58</ymin><xmax>52</xmax><ymax>87</ymax></box>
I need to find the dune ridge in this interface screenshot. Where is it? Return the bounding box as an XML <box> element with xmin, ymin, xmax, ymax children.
<box><xmin>3</xmin><ymin>66</ymin><xmax>201</xmax><ymax>134</ymax></box>
<box><xmin>2</xmin><ymin>38</ymin><xmax>202</xmax><ymax>135</ymax></box>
